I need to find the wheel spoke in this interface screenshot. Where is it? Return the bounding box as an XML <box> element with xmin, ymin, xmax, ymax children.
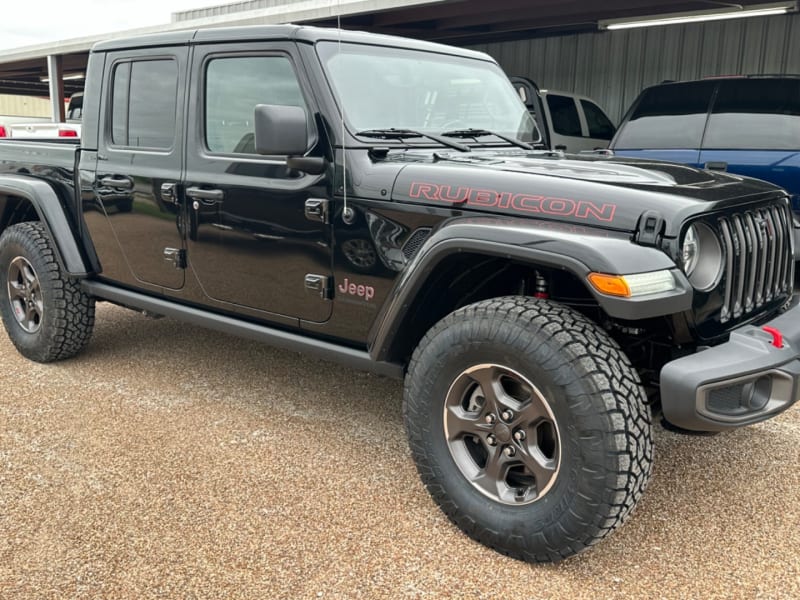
<box><xmin>7</xmin><ymin>279</ymin><xmax>26</xmax><ymax>301</ymax></box>
<box><xmin>517</xmin><ymin>445</ymin><xmax>558</xmax><ymax>491</ymax></box>
<box><xmin>466</xmin><ymin>365</ymin><xmax>502</xmax><ymax>410</ymax></box>
<box><xmin>472</xmin><ymin>446</ymin><xmax>510</xmax><ymax>497</ymax></box>
<box><xmin>445</xmin><ymin>405</ymin><xmax>491</xmax><ymax>440</ymax></box>
<box><xmin>21</xmin><ymin>263</ymin><xmax>37</xmax><ymax>287</ymax></box>
<box><xmin>511</xmin><ymin>395</ymin><xmax>552</xmax><ymax>427</ymax></box>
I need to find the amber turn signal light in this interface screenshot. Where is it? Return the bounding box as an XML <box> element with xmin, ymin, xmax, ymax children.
<box><xmin>587</xmin><ymin>273</ymin><xmax>631</xmax><ymax>297</ymax></box>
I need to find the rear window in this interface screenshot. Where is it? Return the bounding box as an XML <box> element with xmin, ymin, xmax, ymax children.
<box><xmin>546</xmin><ymin>94</ymin><xmax>582</xmax><ymax>137</ymax></box>
<box><xmin>581</xmin><ymin>99</ymin><xmax>615</xmax><ymax>140</ymax></box>
<box><xmin>613</xmin><ymin>81</ymin><xmax>715</xmax><ymax>150</ymax></box>
<box><xmin>703</xmin><ymin>79</ymin><xmax>800</xmax><ymax>150</ymax></box>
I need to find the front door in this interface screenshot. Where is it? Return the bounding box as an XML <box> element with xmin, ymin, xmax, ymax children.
<box><xmin>94</xmin><ymin>49</ymin><xmax>188</xmax><ymax>290</ymax></box>
<box><xmin>183</xmin><ymin>44</ymin><xmax>332</xmax><ymax>323</ymax></box>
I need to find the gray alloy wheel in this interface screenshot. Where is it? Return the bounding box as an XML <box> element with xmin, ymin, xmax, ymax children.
<box><xmin>7</xmin><ymin>255</ymin><xmax>44</xmax><ymax>333</ymax></box>
<box><xmin>444</xmin><ymin>363</ymin><xmax>560</xmax><ymax>505</ymax></box>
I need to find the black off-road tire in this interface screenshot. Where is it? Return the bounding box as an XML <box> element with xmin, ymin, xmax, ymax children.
<box><xmin>0</xmin><ymin>222</ymin><xmax>95</xmax><ymax>362</ymax></box>
<box><xmin>404</xmin><ymin>296</ymin><xmax>653</xmax><ymax>563</ymax></box>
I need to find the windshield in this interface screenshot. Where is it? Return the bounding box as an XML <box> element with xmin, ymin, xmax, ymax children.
<box><xmin>317</xmin><ymin>42</ymin><xmax>538</xmax><ymax>143</ymax></box>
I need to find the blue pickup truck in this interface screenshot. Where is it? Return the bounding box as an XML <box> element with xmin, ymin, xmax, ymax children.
<box><xmin>610</xmin><ymin>76</ymin><xmax>800</xmax><ymax>213</ymax></box>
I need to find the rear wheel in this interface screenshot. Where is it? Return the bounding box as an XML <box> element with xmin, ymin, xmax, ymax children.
<box><xmin>0</xmin><ymin>222</ymin><xmax>95</xmax><ymax>362</ymax></box>
<box><xmin>404</xmin><ymin>296</ymin><xmax>653</xmax><ymax>562</ymax></box>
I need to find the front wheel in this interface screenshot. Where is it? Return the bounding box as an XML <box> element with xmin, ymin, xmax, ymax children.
<box><xmin>403</xmin><ymin>296</ymin><xmax>653</xmax><ymax>562</ymax></box>
<box><xmin>0</xmin><ymin>222</ymin><xmax>95</xmax><ymax>362</ymax></box>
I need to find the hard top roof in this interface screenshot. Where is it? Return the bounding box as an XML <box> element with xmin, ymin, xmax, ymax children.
<box><xmin>91</xmin><ymin>24</ymin><xmax>492</xmax><ymax>62</ymax></box>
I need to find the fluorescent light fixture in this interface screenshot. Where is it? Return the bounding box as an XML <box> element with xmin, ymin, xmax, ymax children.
<box><xmin>599</xmin><ymin>1</ymin><xmax>797</xmax><ymax>30</ymax></box>
<box><xmin>39</xmin><ymin>73</ymin><xmax>86</xmax><ymax>83</ymax></box>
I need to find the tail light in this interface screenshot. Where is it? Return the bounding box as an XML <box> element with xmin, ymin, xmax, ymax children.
<box><xmin>58</xmin><ymin>128</ymin><xmax>78</xmax><ymax>138</ymax></box>
<box><xmin>0</xmin><ymin>126</ymin><xmax>8</xmax><ymax>138</ymax></box>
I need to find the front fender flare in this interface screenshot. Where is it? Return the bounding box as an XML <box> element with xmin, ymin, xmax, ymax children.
<box><xmin>0</xmin><ymin>175</ymin><xmax>89</xmax><ymax>276</ymax></box>
<box><xmin>367</xmin><ymin>217</ymin><xmax>692</xmax><ymax>361</ymax></box>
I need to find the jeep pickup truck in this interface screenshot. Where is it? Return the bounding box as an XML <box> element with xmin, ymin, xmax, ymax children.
<box><xmin>0</xmin><ymin>25</ymin><xmax>798</xmax><ymax>563</ymax></box>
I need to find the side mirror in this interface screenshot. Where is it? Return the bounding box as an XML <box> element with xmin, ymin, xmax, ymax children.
<box><xmin>254</xmin><ymin>104</ymin><xmax>309</xmax><ymax>156</ymax></box>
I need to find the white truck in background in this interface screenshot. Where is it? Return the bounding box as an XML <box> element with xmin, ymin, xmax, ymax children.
<box><xmin>0</xmin><ymin>93</ymin><xmax>82</xmax><ymax>139</ymax></box>
<box><xmin>510</xmin><ymin>77</ymin><xmax>616</xmax><ymax>153</ymax></box>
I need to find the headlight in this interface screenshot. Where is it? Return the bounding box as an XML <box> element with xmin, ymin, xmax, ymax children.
<box><xmin>681</xmin><ymin>223</ymin><xmax>723</xmax><ymax>291</ymax></box>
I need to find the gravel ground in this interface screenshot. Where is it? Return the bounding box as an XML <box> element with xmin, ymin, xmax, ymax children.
<box><xmin>1</xmin><ymin>303</ymin><xmax>799</xmax><ymax>599</ymax></box>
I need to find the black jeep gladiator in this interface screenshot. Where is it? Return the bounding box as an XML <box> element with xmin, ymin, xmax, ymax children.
<box><xmin>0</xmin><ymin>25</ymin><xmax>798</xmax><ymax>563</ymax></box>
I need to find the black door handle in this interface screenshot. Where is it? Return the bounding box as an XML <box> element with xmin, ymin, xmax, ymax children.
<box><xmin>186</xmin><ymin>187</ymin><xmax>225</xmax><ymax>203</ymax></box>
<box><xmin>99</xmin><ymin>176</ymin><xmax>133</xmax><ymax>189</ymax></box>
<box><xmin>705</xmin><ymin>161</ymin><xmax>728</xmax><ymax>172</ymax></box>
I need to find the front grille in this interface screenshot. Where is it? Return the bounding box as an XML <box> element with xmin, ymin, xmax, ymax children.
<box><xmin>717</xmin><ymin>202</ymin><xmax>793</xmax><ymax>323</ymax></box>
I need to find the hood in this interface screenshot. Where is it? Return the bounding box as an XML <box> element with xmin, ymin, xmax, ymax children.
<box><xmin>384</xmin><ymin>150</ymin><xmax>786</xmax><ymax>236</ymax></box>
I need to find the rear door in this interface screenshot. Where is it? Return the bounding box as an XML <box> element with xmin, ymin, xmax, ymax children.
<box><xmin>183</xmin><ymin>42</ymin><xmax>333</xmax><ymax>323</ymax></box>
<box><xmin>543</xmin><ymin>93</ymin><xmax>585</xmax><ymax>152</ymax></box>
<box><xmin>94</xmin><ymin>47</ymin><xmax>188</xmax><ymax>290</ymax></box>
<box><xmin>699</xmin><ymin>78</ymin><xmax>800</xmax><ymax>210</ymax></box>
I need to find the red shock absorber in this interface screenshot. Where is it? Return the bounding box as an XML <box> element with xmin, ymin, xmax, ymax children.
<box><xmin>534</xmin><ymin>271</ymin><xmax>549</xmax><ymax>299</ymax></box>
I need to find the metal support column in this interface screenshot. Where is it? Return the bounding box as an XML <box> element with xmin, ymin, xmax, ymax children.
<box><xmin>46</xmin><ymin>55</ymin><xmax>66</xmax><ymax>123</ymax></box>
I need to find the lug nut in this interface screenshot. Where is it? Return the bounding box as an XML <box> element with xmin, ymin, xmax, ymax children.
<box><xmin>501</xmin><ymin>410</ymin><xmax>514</xmax><ymax>422</ymax></box>
<box><xmin>503</xmin><ymin>446</ymin><xmax>516</xmax><ymax>457</ymax></box>
<box><xmin>514</xmin><ymin>430</ymin><xmax>526</xmax><ymax>442</ymax></box>
<box><xmin>485</xmin><ymin>414</ymin><xmax>496</xmax><ymax>425</ymax></box>
<box><xmin>486</xmin><ymin>434</ymin><xmax>497</xmax><ymax>446</ymax></box>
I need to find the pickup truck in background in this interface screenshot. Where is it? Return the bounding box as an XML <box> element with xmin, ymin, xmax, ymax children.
<box><xmin>0</xmin><ymin>25</ymin><xmax>798</xmax><ymax>564</ymax></box>
<box><xmin>510</xmin><ymin>76</ymin><xmax>616</xmax><ymax>152</ymax></box>
<box><xmin>0</xmin><ymin>93</ymin><xmax>83</xmax><ymax>139</ymax></box>
<box><xmin>609</xmin><ymin>76</ymin><xmax>800</xmax><ymax>212</ymax></box>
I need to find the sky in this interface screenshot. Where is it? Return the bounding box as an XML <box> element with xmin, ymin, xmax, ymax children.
<box><xmin>0</xmin><ymin>0</ymin><xmax>236</xmax><ymax>50</ymax></box>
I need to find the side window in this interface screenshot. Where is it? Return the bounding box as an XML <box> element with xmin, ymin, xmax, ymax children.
<box><xmin>205</xmin><ymin>55</ymin><xmax>307</xmax><ymax>155</ymax></box>
<box><xmin>547</xmin><ymin>94</ymin><xmax>582</xmax><ymax>137</ymax></box>
<box><xmin>581</xmin><ymin>100</ymin><xmax>615</xmax><ymax>140</ymax></box>
<box><xmin>110</xmin><ymin>59</ymin><xmax>178</xmax><ymax>149</ymax></box>
<box><xmin>703</xmin><ymin>79</ymin><xmax>800</xmax><ymax>151</ymax></box>
<box><xmin>613</xmin><ymin>81</ymin><xmax>715</xmax><ymax>150</ymax></box>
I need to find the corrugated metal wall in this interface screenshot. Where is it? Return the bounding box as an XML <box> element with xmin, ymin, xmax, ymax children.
<box><xmin>0</xmin><ymin>94</ymin><xmax>51</xmax><ymax>118</ymax></box>
<box><xmin>469</xmin><ymin>13</ymin><xmax>800</xmax><ymax>124</ymax></box>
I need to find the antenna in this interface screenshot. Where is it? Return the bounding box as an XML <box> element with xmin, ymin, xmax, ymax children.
<box><xmin>336</xmin><ymin>0</ymin><xmax>354</xmax><ymax>224</ymax></box>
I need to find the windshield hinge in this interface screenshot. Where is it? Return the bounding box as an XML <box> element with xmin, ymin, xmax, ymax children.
<box><xmin>635</xmin><ymin>211</ymin><xmax>666</xmax><ymax>247</ymax></box>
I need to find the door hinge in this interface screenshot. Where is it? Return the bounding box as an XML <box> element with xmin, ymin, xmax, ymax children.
<box><xmin>305</xmin><ymin>198</ymin><xmax>329</xmax><ymax>224</ymax></box>
<box><xmin>163</xmin><ymin>247</ymin><xmax>186</xmax><ymax>269</ymax></box>
<box><xmin>304</xmin><ymin>274</ymin><xmax>331</xmax><ymax>299</ymax></box>
<box><xmin>161</xmin><ymin>182</ymin><xmax>179</xmax><ymax>205</ymax></box>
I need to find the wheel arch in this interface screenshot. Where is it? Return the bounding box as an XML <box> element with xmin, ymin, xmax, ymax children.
<box><xmin>368</xmin><ymin>219</ymin><xmax>691</xmax><ymax>365</ymax></box>
<box><xmin>0</xmin><ymin>176</ymin><xmax>90</xmax><ymax>276</ymax></box>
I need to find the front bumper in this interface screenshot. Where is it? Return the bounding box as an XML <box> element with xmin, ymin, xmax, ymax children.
<box><xmin>660</xmin><ymin>298</ymin><xmax>800</xmax><ymax>431</ymax></box>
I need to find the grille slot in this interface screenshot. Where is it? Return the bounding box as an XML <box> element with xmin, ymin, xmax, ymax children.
<box><xmin>717</xmin><ymin>202</ymin><xmax>793</xmax><ymax>324</ymax></box>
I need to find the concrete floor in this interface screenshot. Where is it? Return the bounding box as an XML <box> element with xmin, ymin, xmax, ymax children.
<box><xmin>1</xmin><ymin>303</ymin><xmax>798</xmax><ymax>599</ymax></box>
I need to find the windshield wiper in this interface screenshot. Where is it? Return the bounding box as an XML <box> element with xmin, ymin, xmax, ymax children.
<box><xmin>356</xmin><ymin>128</ymin><xmax>470</xmax><ymax>152</ymax></box>
<box><xmin>440</xmin><ymin>128</ymin><xmax>534</xmax><ymax>150</ymax></box>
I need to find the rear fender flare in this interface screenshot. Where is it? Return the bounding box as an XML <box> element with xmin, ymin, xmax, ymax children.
<box><xmin>0</xmin><ymin>175</ymin><xmax>89</xmax><ymax>276</ymax></box>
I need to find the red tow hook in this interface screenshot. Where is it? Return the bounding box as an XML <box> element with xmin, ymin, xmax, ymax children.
<box><xmin>762</xmin><ymin>326</ymin><xmax>784</xmax><ymax>349</ymax></box>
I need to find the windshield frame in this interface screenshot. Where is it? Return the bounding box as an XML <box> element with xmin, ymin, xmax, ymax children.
<box><xmin>314</xmin><ymin>40</ymin><xmax>538</xmax><ymax>148</ymax></box>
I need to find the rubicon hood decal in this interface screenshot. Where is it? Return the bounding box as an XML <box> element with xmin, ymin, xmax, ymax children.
<box><xmin>409</xmin><ymin>182</ymin><xmax>617</xmax><ymax>223</ymax></box>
